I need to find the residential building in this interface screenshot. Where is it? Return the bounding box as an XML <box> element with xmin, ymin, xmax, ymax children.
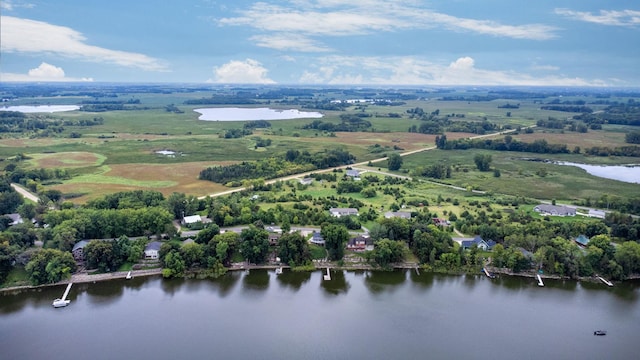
<box><xmin>384</xmin><ymin>211</ymin><xmax>412</xmax><ymax>219</ymax></box>
<box><xmin>144</xmin><ymin>241</ymin><xmax>162</xmax><ymax>259</ymax></box>
<box><xmin>72</xmin><ymin>240</ymin><xmax>90</xmax><ymax>261</ymax></box>
<box><xmin>533</xmin><ymin>204</ymin><xmax>576</xmax><ymax>216</ymax></box>
<box><xmin>329</xmin><ymin>208</ymin><xmax>359</xmax><ymax>217</ymax></box>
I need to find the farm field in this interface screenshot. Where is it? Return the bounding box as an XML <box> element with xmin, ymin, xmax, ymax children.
<box><xmin>1</xmin><ymin>84</ymin><xmax>638</xmax><ymax>206</ymax></box>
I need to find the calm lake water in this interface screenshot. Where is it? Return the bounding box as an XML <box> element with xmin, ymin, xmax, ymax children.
<box><xmin>556</xmin><ymin>161</ymin><xmax>640</xmax><ymax>184</ymax></box>
<box><xmin>0</xmin><ymin>105</ymin><xmax>80</xmax><ymax>113</ymax></box>
<box><xmin>1</xmin><ymin>270</ymin><xmax>638</xmax><ymax>360</ymax></box>
<box><xmin>194</xmin><ymin>107</ymin><xmax>323</xmax><ymax>121</ymax></box>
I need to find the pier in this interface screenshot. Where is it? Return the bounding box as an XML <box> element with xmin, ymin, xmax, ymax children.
<box><xmin>597</xmin><ymin>276</ymin><xmax>613</xmax><ymax>287</ymax></box>
<box><xmin>323</xmin><ymin>268</ymin><xmax>331</xmax><ymax>281</ymax></box>
<box><xmin>52</xmin><ymin>283</ymin><xmax>73</xmax><ymax>308</ymax></box>
<box><xmin>482</xmin><ymin>268</ymin><xmax>495</xmax><ymax>279</ymax></box>
<box><xmin>537</xmin><ymin>274</ymin><xmax>544</xmax><ymax>287</ymax></box>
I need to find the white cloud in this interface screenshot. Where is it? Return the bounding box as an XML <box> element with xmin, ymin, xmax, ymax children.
<box><xmin>0</xmin><ymin>16</ymin><xmax>168</xmax><ymax>71</ymax></box>
<box><xmin>298</xmin><ymin>55</ymin><xmax>607</xmax><ymax>86</ymax></box>
<box><xmin>218</xmin><ymin>1</ymin><xmax>557</xmax><ymax>51</ymax></box>
<box><xmin>555</xmin><ymin>8</ymin><xmax>640</xmax><ymax>27</ymax></box>
<box><xmin>2</xmin><ymin>62</ymin><xmax>93</xmax><ymax>82</ymax></box>
<box><xmin>1</xmin><ymin>0</ymin><xmax>35</xmax><ymax>11</ymax></box>
<box><xmin>250</xmin><ymin>34</ymin><xmax>332</xmax><ymax>52</ymax></box>
<box><xmin>208</xmin><ymin>59</ymin><xmax>276</xmax><ymax>84</ymax></box>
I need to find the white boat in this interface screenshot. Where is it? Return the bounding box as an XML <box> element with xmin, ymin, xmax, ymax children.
<box><xmin>52</xmin><ymin>299</ymin><xmax>70</xmax><ymax>308</ymax></box>
<box><xmin>275</xmin><ymin>267</ymin><xmax>283</xmax><ymax>275</ymax></box>
<box><xmin>52</xmin><ymin>283</ymin><xmax>73</xmax><ymax>308</ymax></box>
<box><xmin>126</xmin><ymin>271</ymin><xmax>132</xmax><ymax>280</ymax></box>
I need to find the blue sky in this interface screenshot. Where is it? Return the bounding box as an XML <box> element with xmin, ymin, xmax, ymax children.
<box><xmin>1</xmin><ymin>0</ymin><xmax>639</xmax><ymax>86</ymax></box>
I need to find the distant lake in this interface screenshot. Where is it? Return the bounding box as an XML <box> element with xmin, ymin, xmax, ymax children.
<box><xmin>0</xmin><ymin>105</ymin><xmax>80</xmax><ymax>113</ymax></box>
<box><xmin>556</xmin><ymin>162</ymin><xmax>640</xmax><ymax>184</ymax></box>
<box><xmin>194</xmin><ymin>107</ymin><xmax>323</xmax><ymax>121</ymax></box>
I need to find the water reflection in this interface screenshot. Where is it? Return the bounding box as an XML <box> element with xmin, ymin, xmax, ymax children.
<box><xmin>320</xmin><ymin>269</ymin><xmax>350</xmax><ymax>296</ymax></box>
<box><xmin>276</xmin><ymin>270</ymin><xmax>311</xmax><ymax>292</ymax></box>
<box><xmin>242</xmin><ymin>269</ymin><xmax>270</xmax><ymax>292</ymax></box>
<box><xmin>409</xmin><ymin>271</ymin><xmax>435</xmax><ymax>289</ymax></box>
<box><xmin>364</xmin><ymin>270</ymin><xmax>406</xmax><ymax>294</ymax></box>
<box><xmin>160</xmin><ymin>276</ymin><xmax>186</xmax><ymax>296</ymax></box>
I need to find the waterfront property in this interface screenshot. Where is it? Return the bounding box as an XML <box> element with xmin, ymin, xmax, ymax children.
<box><xmin>534</xmin><ymin>204</ymin><xmax>576</xmax><ymax>217</ymax></box>
<box><xmin>461</xmin><ymin>235</ymin><xmax>496</xmax><ymax>251</ymax></box>
<box><xmin>347</xmin><ymin>235</ymin><xmax>374</xmax><ymax>252</ymax></box>
<box><xmin>144</xmin><ymin>241</ymin><xmax>162</xmax><ymax>259</ymax></box>
<box><xmin>310</xmin><ymin>231</ymin><xmax>325</xmax><ymax>245</ymax></box>
<box><xmin>72</xmin><ymin>240</ymin><xmax>90</xmax><ymax>261</ymax></box>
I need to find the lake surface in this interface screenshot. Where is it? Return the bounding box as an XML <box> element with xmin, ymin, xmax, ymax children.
<box><xmin>0</xmin><ymin>105</ymin><xmax>80</xmax><ymax>113</ymax></box>
<box><xmin>1</xmin><ymin>270</ymin><xmax>638</xmax><ymax>360</ymax></box>
<box><xmin>556</xmin><ymin>161</ymin><xmax>640</xmax><ymax>184</ymax></box>
<box><xmin>194</xmin><ymin>107</ymin><xmax>323</xmax><ymax>121</ymax></box>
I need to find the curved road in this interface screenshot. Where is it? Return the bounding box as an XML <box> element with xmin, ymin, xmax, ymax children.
<box><xmin>199</xmin><ymin>127</ymin><xmax>529</xmax><ymax>199</ymax></box>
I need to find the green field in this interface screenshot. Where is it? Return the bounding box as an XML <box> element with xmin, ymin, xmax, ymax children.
<box><xmin>1</xmin><ymin>85</ymin><xmax>637</xmax><ymax>204</ymax></box>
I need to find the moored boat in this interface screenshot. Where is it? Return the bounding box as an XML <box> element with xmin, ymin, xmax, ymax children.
<box><xmin>593</xmin><ymin>330</ymin><xmax>607</xmax><ymax>336</ymax></box>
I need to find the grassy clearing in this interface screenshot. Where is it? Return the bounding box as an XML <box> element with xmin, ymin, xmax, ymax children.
<box><xmin>309</xmin><ymin>244</ymin><xmax>327</xmax><ymax>259</ymax></box>
<box><xmin>1</xmin><ymin>267</ymin><xmax>29</xmax><ymax>288</ymax></box>
<box><xmin>402</xmin><ymin>149</ymin><xmax>640</xmax><ymax>202</ymax></box>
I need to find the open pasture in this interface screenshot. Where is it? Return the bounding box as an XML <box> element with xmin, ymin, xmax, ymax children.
<box><xmin>50</xmin><ymin>161</ymin><xmax>230</xmax><ymax>202</ymax></box>
<box><xmin>401</xmin><ymin>149</ymin><xmax>640</xmax><ymax>202</ymax></box>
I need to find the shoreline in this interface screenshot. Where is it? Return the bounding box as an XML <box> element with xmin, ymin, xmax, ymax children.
<box><xmin>2</xmin><ymin>263</ymin><xmax>636</xmax><ymax>294</ymax></box>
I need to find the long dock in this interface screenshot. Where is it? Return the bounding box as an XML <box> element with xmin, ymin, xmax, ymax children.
<box><xmin>597</xmin><ymin>276</ymin><xmax>613</xmax><ymax>287</ymax></box>
<box><xmin>61</xmin><ymin>283</ymin><xmax>73</xmax><ymax>301</ymax></box>
<box><xmin>536</xmin><ymin>274</ymin><xmax>544</xmax><ymax>287</ymax></box>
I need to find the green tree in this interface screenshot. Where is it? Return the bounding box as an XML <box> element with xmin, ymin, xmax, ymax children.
<box><xmin>0</xmin><ymin>241</ymin><xmax>19</xmax><ymax>283</ymax></box>
<box><xmin>195</xmin><ymin>223</ymin><xmax>220</xmax><ymax>244</ymax></box>
<box><xmin>210</xmin><ymin>231</ymin><xmax>239</xmax><ymax>265</ymax></box>
<box><xmin>474</xmin><ymin>154</ymin><xmax>492</xmax><ymax>171</ymax></box>
<box><xmin>321</xmin><ymin>224</ymin><xmax>349</xmax><ymax>261</ymax></box>
<box><xmin>240</xmin><ymin>225</ymin><xmax>270</xmax><ymax>264</ymax></box>
<box><xmin>614</xmin><ymin>241</ymin><xmax>640</xmax><ymax>277</ymax></box>
<box><xmin>84</xmin><ymin>241</ymin><xmax>116</xmax><ymax>272</ymax></box>
<box><xmin>372</xmin><ymin>239</ymin><xmax>407</xmax><ymax>267</ymax></box>
<box><xmin>387</xmin><ymin>153</ymin><xmax>403</xmax><ymax>171</ymax></box>
<box><xmin>162</xmin><ymin>250</ymin><xmax>186</xmax><ymax>278</ymax></box>
<box><xmin>25</xmin><ymin>248</ymin><xmax>76</xmax><ymax>285</ymax></box>
<box><xmin>278</xmin><ymin>232</ymin><xmax>311</xmax><ymax>266</ymax></box>
<box><xmin>181</xmin><ymin>242</ymin><xmax>205</xmax><ymax>268</ymax></box>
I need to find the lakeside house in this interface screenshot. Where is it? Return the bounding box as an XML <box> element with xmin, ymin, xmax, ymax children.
<box><xmin>268</xmin><ymin>233</ymin><xmax>281</xmax><ymax>246</ymax></box>
<box><xmin>329</xmin><ymin>208</ymin><xmax>359</xmax><ymax>217</ymax></box>
<box><xmin>461</xmin><ymin>236</ymin><xmax>496</xmax><ymax>251</ymax></box>
<box><xmin>384</xmin><ymin>211</ymin><xmax>412</xmax><ymax>219</ymax></box>
<box><xmin>72</xmin><ymin>240</ymin><xmax>90</xmax><ymax>261</ymax></box>
<box><xmin>347</xmin><ymin>235</ymin><xmax>374</xmax><ymax>252</ymax></box>
<box><xmin>310</xmin><ymin>231</ymin><xmax>325</xmax><ymax>245</ymax></box>
<box><xmin>144</xmin><ymin>241</ymin><xmax>162</xmax><ymax>259</ymax></box>
<box><xmin>533</xmin><ymin>204</ymin><xmax>576</xmax><ymax>217</ymax></box>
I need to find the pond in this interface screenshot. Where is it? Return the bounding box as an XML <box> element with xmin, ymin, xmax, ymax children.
<box><xmin>0</xmin><ymin>105</ymin><xmax>81</xmax><ymax>113</ymax></box>
<box><xmin>193</xmin><ymin>107</ymin><xmax>323</xmax><ymax>121</ymax></box>
<box><xmin>556</xmin><ymin>161</ymin><xmax>640</xmax><ymax>184</ymax></box>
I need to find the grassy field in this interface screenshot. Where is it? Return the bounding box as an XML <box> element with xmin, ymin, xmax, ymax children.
<box><xmin>1</xmin><ymin>87</ymin><xmax>637</xmax><ymax>206</ymax></box>
<box><xmin>401</xmin><ymin>149</ymin><xmax>639</xmax><ymax>202</ymax></box>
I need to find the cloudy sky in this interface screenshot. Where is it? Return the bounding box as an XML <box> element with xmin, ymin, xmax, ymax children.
<box><xmin>1</xmin><ymin>0</ymin><xmax>639</xmax><ymax>86</ymax></box>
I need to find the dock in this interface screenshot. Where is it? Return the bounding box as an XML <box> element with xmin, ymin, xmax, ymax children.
<box><xmin>597</xmin><ymin>276</ymin><xmax>613</xmax><ymax>287</ymax></box>
<box><xmin>536</xmin><ymin>274</ymin><xmax>544</xmax><ymax>287</ymax></box>
<box><xmin>414</xmin><ymin>267</ymin><xmax>420</xmax><ymax>275</ymax></box>
<box><xmin>323</xmin><ymin>268</ymin><xmax>331</xmax><ymax>281</ymax></box>
<box><xmin>482</xmin><ymin>268</ymin><xmax>495</xmax><ymax>279</ymax></box>
<box><xmin>52</xmin><ymin>283</ymin><xmax>73</xmax><ymax>308</ymax></box>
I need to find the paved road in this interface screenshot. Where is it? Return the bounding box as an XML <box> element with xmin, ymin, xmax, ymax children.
<box><xmin>11</xmin><ymin>183</ymin><xmax>40</xmax><ymax>203</ymax></box>
<box><xmin>198</xmin><ymin>127</ymin><xmax>526</xmax><ymax>200</ymax></box>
